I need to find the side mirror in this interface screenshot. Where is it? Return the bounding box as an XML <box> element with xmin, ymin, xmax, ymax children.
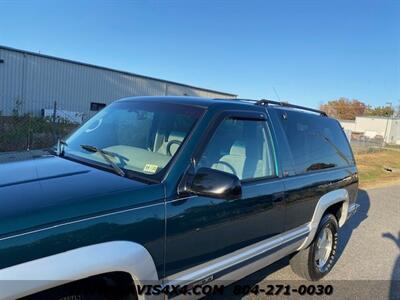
<box><xmin>186</xmin><ymin>167</ymin><xmax>242</xmax><ymax>200</ymax></box>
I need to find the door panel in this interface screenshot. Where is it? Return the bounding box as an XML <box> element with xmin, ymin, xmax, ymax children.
<box><xmin>164</xmin><ymin>112</ymin><xmax>285</xmax><ymax>277</ymax></box>
<box><xmin>165</xmin><ymin>179</ymin><xmax>285</xmax><ymax>276</ymax></box>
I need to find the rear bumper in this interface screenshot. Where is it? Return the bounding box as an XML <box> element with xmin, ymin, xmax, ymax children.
<box><xmin>346</xmin><ymin>203</ymin><xmax>360</xmax><ymax>220</ymax></box>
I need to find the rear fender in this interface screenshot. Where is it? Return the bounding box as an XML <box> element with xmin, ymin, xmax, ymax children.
<box><xmin>299</xmin><ymin>189</ymin><xmax>349</xmax><ymax>250</ymax></box>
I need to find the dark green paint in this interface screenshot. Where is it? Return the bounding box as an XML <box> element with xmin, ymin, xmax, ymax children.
<box><xmin>0</xmin><ymin>97</ymin><xmax>359</xmax><ymax>280</ymax></box>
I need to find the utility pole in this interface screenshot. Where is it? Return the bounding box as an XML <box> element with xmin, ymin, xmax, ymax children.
<box><xmin>383</xmin><ymin>102</ymin><xmax>392</xmax><ymax>145</ymax></box>
<box><xmin>396</xmin><ymin>99</ymin><xmax>400</xmax><ymax>118</ymax></box>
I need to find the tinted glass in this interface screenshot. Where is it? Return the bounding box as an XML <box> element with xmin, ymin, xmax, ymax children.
<box><xmin>278</xmin><ymin>110</ymin><xmax>354</xmax><ymax>175</ymax></box>
<box><xmin>65</xmin><ymin>101</ymin><xmax>203</xmax><ymax>177</ymax></box>
<box><xmin>90</xmin><ymin>102</ymin><xmax>106</xmax><ymax>111</ymax></box>
<box><xmin>197</xmin><ymin>118</ymin><xmax>277</xmax><ymax>180</ymax></box>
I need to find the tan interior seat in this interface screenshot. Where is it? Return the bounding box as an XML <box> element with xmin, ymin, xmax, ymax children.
<box><xmin>212</xmin><ymin>141</ymin><xmax>267</xmax><ymax>180</ymax></box>
<box><xmin>157</xmin><ymin>131</ymin><xmax>185</xmax><ymax>156</ymax></box>
<box><xmin>212</xmin><ymin>141</ymin><xmax>247</xmax><ymax>179</ymax></box>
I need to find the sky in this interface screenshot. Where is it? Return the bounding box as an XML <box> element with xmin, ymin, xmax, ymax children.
<box><xmin>0</xmin><ymin>0</ymin><xmax>399</xmax><ymax>109</ymax></box>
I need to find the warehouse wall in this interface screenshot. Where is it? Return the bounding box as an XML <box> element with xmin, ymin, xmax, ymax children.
<box><xmin>0</xmin><ymin>47</ymin><xmax>234</xmax><ymax>119</ymax></box>
<box><xmin>339</xmin><ymin>116</ymin><xmax>400</xmax><ymax>144</ymax></box>
<box><xmin>0</xmin><ymin>49</ymin><xmax>24</xmax><ymax>116</ymax></box>
<box><xmin>389</xmin><ymin>119</ymin><xmax>400</xmax><ymax>145</ymax></box>
<box><xmin>354</xmin><ymin>116</ymin><xmax>389</xmax><ymax>136</ymax></box>
<box><xmin>339</xmin><ymin>120</ymin><xmax>356</xmax><ymax>131</ymax></box>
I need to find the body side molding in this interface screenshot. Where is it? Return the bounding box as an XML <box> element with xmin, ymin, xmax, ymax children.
<box><xmin>0</xmin><ymin>241</ymin><xmax>160</xmax><ymax>300</ymax></box>
<box><xmin>166</xmin><ymin>224</ymin><xmax>309</xmax><ymax>287</ymax></box>
<box><xmin>299</xmin><ymin>188</ymin><xmax>349</xmax><ymax>250</ymax></box>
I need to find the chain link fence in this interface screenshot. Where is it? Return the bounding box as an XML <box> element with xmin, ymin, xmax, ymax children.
<box><xmin>344</xmin><ymin>129</ymin><xmax>388</xmax><ymax>154</ymax></box>
<box><xmin>0</xmin><ymin>108</ymin><xmax>81</xmax><ymax>153</ymax></box>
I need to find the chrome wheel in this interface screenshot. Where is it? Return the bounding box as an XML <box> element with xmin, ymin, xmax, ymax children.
<box><xmin>315</xmin><ymin>227</ymin><xmax>333</xmax><ymax>271</ymax></box>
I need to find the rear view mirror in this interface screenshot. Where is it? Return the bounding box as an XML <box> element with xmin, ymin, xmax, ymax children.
<box><xmin>187</xmin><ymin>167</ymin><xmax>242</xmax><ymax>200</ymax></box>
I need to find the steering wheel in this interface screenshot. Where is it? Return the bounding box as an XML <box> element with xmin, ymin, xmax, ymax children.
<box><xmin>166</xmin><ymin>140</ymin><xmax>182</xmax><ymax>156</ymax></box>
<box><xmin>215</xmin><ymin>161</ymin><xmax>237</xmax><ymax>176</ymax></box>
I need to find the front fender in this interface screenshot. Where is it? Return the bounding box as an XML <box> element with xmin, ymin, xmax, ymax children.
<box><xmin>0</xmin><ymin>241</ymin><xmax>160</xmax><ymax>300</ymax></box>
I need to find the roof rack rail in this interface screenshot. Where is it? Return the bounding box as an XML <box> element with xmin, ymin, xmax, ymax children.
<box><xmin>256</xmin><ymin>99</ymin><xmax>327</xmax><ymax>116</ymax></box>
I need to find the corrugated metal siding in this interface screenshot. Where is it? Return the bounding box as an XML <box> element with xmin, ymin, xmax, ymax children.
<box><xmin>0</xmin><ymin>48</ymin><xmax>234</xmax><ymax>119</ymax></box>
<box><xmin>165</xmin><ymin>82</ymin><xmax>229</xmax><ymax>98</ymax></box>
<box><xmin>389</xmin><ymin>120</ymin><xmax>400</xmax><ymax>144</ymax></box>
<box><xmin>23</xmin><ymin>52</ymin><xmax>168</xmax><ymax>117</ymax></box>
<box><xmin>0</xmin><ymin>49</ymin><xmax>24</xmax><ymax>115</ymax></box>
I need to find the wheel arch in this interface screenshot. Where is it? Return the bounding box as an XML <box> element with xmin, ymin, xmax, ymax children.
<box><xmin>0</xmin><ymin>241</ymin><xmax>160</xmax><ymax>300</ymax></box>
<box><xmin>22</xmin><ymin>271</ymin><xmax>138</xmax><ymax>300</ymax></box>
<box><xmin>299</xmin><ymin>188</ymin><xmax>349</xmax><ymax>250</ymax></box>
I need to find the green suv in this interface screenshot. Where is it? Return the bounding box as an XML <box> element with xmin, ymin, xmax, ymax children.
<box><xmin>0</xmin><ymin>97</ymin><xmax>359</xmax><ymax>299</ymax></box>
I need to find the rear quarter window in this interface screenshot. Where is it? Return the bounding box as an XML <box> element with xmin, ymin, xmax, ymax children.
<box><xmin>278</xmin><ymin>110</ymin><xmax>354</xmax><ymax>175</ymax></box>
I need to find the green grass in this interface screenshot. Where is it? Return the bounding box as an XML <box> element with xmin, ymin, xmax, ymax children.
<box><xmin>355</xmin><ymin>149</ymin><xmax>400</xmax><ymax>188</ymax></box>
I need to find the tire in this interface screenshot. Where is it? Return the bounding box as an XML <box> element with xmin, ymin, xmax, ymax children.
<box><xmin>290</xmin><ymin>213</ymin><xmax>339</xmax><ymax>281</ymax></box>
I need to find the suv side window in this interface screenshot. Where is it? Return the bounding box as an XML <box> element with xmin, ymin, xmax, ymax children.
<box><xmin>197</xmin><ymin>118</ymin><xmax>277</xmax><ymax>180</ymax></box>
<box><xmin>278</xmin><ymin>110</ymin><xmax>354</xmax><ymax>175</ymax></box>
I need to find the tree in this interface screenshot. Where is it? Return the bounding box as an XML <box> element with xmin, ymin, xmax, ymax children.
<box><xmin>319</xmin><ymin>97</ymin><xmax>366</xmax><ymax>120</ymax></box>
<box><xmin>364</xmin><ymin>105</ymin><xmax>395</xmax><ymax>117</ymax></box>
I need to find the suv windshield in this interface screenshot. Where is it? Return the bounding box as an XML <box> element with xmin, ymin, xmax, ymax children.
<box><xmin>64</xmin><ymin>101</ymin><xmax>204</xmax><ymax>179</ymax></box>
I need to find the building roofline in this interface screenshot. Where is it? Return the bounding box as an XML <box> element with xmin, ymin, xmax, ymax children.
<box><xmin>356</xmin><ymin>115</ymin><xmax>400</xmax><ymax>120</ymax></box>
<box><xmin>338</xmin><ymin>119</ymin><xmax>356</xmax><ymax>122</ymax></box>
<box><xmin>338</xmin><ymin>116</ymin><xmax>400</xmax><ymax>122</ymax></box>
<box><xmin>0</xmin><ymin>45</ymin><xmax>237</xmax><ymax>97</ymax></box>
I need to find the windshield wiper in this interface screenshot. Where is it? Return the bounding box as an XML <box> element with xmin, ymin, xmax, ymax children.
<box><xmin>56</xmin><ymin>138</ymin><xmax>68</xmax><ymax>156</ymax></box>
<box><xmin>80</xmin><ymin>144</ymin><xmax>125</xmax><ymax>177</ymax></box>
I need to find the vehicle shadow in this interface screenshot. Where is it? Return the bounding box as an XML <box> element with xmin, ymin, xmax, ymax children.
<box><xmin>335</xmin><ymin>189</ymin><xmax>370</xmax><ymax>262</ymax></box>
<box><xmin>207</xmin><ymin>189</ymin><xmax>370</xmax><ymax>299</ymax></box>
<box><xmin>382</xmin><ymin>231</ymin><xmax>400</xmax><ymax>300</ymax></box>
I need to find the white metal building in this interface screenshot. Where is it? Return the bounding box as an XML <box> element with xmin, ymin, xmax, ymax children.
<box><xmin>340</xmin><ymin>116</ymin><xmax>400</xmax><ymax>145</ymax></box>
<box><xmin>0</xmin><ymin>45</ymin><xmax>236</xmax><ymax>122</ymax></box>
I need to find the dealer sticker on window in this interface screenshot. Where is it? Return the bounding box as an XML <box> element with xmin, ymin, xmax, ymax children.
<box><xmin>143</xmin><ymin>164</ymin><xmax>158</xmax><ymax>174</ymax></box>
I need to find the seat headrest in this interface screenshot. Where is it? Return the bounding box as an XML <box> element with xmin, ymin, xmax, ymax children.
<box><xmin>229</xmin><ymin>141</ymin><xmax>246</xmax><ymax>156</ymax></box>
